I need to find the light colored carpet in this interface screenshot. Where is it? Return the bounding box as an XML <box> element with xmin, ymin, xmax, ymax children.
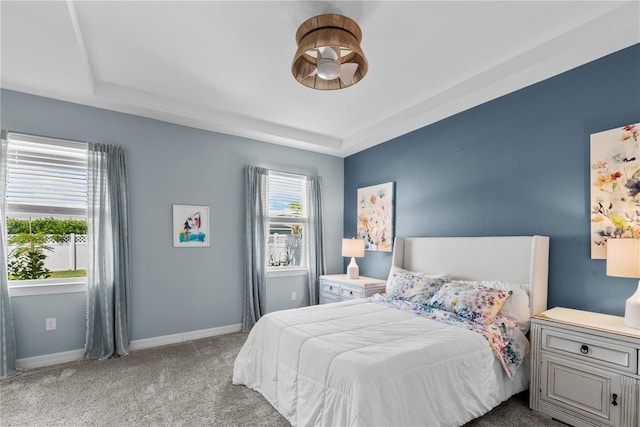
<box><xmin>1</xmin><ymin>332</ymin><xmax>565</xmax><ymax>426</ymax></box>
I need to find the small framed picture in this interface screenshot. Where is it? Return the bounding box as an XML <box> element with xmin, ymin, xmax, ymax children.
<box><xmin>173</xmin><ymin>205</ymin><xmax>210</xmax><ymax>247</ymax></box>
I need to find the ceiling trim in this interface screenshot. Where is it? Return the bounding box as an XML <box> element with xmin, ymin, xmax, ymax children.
<box><xmin>65</xmin><ymin>0</ymin><xmax>95</xmax><ymax>95</ymax></box>
<box><xmin>2</xmin><ymin>2</ymin><xmax>638</xmax><ymax>159</ymax></box>
<box><xmin>340</xmin><ymin>1</ymin><xmax>640</xmax><ymax>157</ymax></box>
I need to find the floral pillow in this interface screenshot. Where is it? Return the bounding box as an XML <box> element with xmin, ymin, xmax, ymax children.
<box><xmin>454</xmin><ymin>280</ymin><xmax>530</xmax><ymax>333</ymax></box>
<box><xmin>386</xmin><ymin>267</ymin><xmax>450</xmax><ymax>302</ymax></box>
<box><xmin>428</xmin><ymin>282</ymin><xmax>512</xmax><ymax>325</ymax></box>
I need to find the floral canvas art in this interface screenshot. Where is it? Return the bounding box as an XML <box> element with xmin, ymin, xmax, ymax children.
<box><xmin>357</xmin><ymin>182</ymin><xmax>394</xmax><ymax>252</ymax></box>
<box><xmin>590</xmin><ymin>123</ymin><xmax>640</xmax><ymax>259</ymax></box>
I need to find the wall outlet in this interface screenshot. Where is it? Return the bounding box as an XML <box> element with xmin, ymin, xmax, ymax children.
<box><xmin>290</xmin><ymin>291</ymin><xmax>296</xmax><ymax>301</ymax></box>
<box><xmin>45</xmin><ymin>318</ymin><xmax>56</xmax><ymax>331</ymax></box>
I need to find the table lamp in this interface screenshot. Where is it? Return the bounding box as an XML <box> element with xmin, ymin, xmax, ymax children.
<box><xmin>342</xmin><ymin>238</ymin><xmax>365</xmax><ymax>280</ymax></box>
<box><xmin>606</xmin><ymin>238</ymin><xmax>640</xmax><ymax>329</ymax></box>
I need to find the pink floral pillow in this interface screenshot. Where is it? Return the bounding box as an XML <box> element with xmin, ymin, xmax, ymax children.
<box><xmin>428</xmin><ymin>282</ymin><xmax>512</xmax><ymax>325</ymax></box>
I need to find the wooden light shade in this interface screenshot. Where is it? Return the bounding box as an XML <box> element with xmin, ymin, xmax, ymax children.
<box><xmin>291</xmin><ymin>14</ymin><xmax>368</xmax><ymax>90</ymax></box>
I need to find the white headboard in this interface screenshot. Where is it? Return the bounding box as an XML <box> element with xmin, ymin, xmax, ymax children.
<box><xmin>391</xmin><ymin>236</ymin><xmax>550</xmax><ymax>316</ymax></box>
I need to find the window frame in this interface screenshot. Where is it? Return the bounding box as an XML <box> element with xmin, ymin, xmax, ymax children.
<box><xmin>266</xmin><ymin>170</ymin><xmax>308</xmax><ymax>277</ymax></box>
<box><xmin>3</xmin><ymin>131</ymin><xmax>89</xmax><ymax>296</ymax></box>
<box><xmin>8</xmin><ymin>277</ymin><xmax>86</xmax><ymax>297</ymax></box>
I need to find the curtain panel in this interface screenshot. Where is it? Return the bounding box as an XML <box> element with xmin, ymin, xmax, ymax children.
<box><xmin>242</xmin><ymin>165</ymin><xmax>269</xmax><ymax>331</ymax></box>
<box><xmin>243</xmin><ymin>166</ymin><xmax>327</xmax><ymax>330</ymax></box>
<box><xmin>307</xmin><ymin>176</ymin><xmax>326</xmax><ymax>305</ymax></box>
<box><xmin>84</xmin><ymin>143</ymin><xmax>131</xmax><ymax>359</ymax></box>
<box><xmin>0</xmin><ymin>138</ymin><xmax>17</xmax><ymax>378</ymax></box>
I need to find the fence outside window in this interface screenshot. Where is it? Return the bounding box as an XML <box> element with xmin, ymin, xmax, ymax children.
<box><xmin>7</xmin><ymin>233</ymin><xmax>88</xmax><ymax>274</ymax></box>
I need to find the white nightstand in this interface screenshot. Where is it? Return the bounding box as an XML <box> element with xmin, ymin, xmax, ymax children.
<box><xmin>319</xmin><ymin>274</ymin><xmax>386</xmax><ymax>304</ymax></box>
<box><xmin>530</xmin><ymin>307</ymin><xmax>640</xmax><ymax>427</ymax></box>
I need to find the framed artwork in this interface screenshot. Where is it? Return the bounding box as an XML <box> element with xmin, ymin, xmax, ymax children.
<box><xmin>590</xmin><ymin>123</ymin><xmax>639</xmax><ymax>259</ymax></box>
<box><xmin>173</xmin><ymin>204</ymin><xmax>210</xmax><ymax>247</ymax></box>
<box><xmin>357</xmin><ymin>182</ymin><xmax>394</xmax><ymax>252</ymax></box>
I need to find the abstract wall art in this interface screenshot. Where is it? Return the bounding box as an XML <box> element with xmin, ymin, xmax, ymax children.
<box><xmin>173</xmin><ymin>204</ymin><xmax>210</xmax><ymax>247</ymax></box>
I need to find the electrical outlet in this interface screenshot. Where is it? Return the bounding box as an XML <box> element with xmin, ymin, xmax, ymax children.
<box><xmin>290</xmin><ymin>291</ymin><xmax>297</xmax><ymax>301</ymax></box>
<box><xmin>45</xmin><ymin>318</ymin><xmax>56</xmax><ymax>331</ymax></box>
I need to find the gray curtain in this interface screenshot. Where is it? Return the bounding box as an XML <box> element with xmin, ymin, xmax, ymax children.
<box><xmin>242</xmin><ymin>165</ymin><xmax>269</xmax><ymax>331</ymax></box>
<box><xmin>307</xmin><ymin>176</ymin><xmax>326</xmax><ymax>305</ymax></box>
<box><xmin>0</xmin><ymin>138</ymin><xmax>17</xmax><ymax>378</ymax></box>
<box><xmin>84</xmin><ymin>143</ymin><xmax>131</xmax><ymax>359</ymax></box>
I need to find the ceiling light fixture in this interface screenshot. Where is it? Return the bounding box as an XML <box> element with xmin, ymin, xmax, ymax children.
<box><xmin>291</xmin><ymin>14</ymin><xmax>368</xmax><ymax>90</ymax></box>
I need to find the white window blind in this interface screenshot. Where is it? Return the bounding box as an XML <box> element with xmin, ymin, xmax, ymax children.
<box><xmin>4</xmin><ymin>132</ymin><xmax>88</xmax><ymax>217</ymax></box>
<box><xmin>267</xmin><ymin>171</ymin><xmax>307</xmax><ymax>269</ymax></box>
<box><xmin>268</xmin><ymin>171</ymin><xmax>306</xmax><ymax>221</ymax></box>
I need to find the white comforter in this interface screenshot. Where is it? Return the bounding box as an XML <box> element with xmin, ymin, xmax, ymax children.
<box><xmin>232</xmin><ymin>299</ymin><xmax>529</xmax><ymax>427</ymax></box>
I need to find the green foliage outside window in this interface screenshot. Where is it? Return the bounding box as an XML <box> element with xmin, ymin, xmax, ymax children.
<box><xmin>7</xmin><ymin>217</ymin><xmax>87</xmax><ymax>242</ymax></box>
<box><xmin>288</xmin><ymin>201</ymin><xmax>303</xmax><ymax>235</ymax></box>
<box><xmin>7</xmin><ymin>228</ymin><xmax>53</xmax><ymax>280</ymax></box>
<box><xmin>6</xmin><ymin>217</ymin><xmax>87</xmax><ymax>280</ymax></box>
<box><xmin>8</xmin><ymin>249</ymin><xmax>52</xmax><ymax>280</ymax></box>
<box><xmin>288</xmin><ymin>200</ymin><xmax>302</xmax><ymax>214</ymax></box>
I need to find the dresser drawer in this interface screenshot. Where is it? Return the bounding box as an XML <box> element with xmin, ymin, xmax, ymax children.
<box><xmin>319</xmin><ymin>275</ymin><xmax>386</xmax><ymax>305</ymax></box>
<box><xmin>341</xmin><ymin>286</ymin><xmax>365</xmax><ymax>299</ymax></box>
<box><xmin>542</xmin><ymin>328</ymin><xmax>638</xmax><ymax>374</ymax></box>
<box><xmin>322</xmin><ymin>282</ymin><xmax>341</xmax><ymax>297</ymax></box>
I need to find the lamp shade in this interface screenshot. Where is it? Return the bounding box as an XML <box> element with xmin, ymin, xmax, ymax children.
<box><xmin>607</xmin><ymin>238</ymin><xmax>640</xmax><ymax>329</ymax></box>
<box><xmin>607</xmin><ymin>239</ymin><xmax>640</xmax><ymax>278</ymax></box>
<box><xmin>342</xmin><ymin>238</ymin><xmax>365</xmax><ymax>258</ymax></box>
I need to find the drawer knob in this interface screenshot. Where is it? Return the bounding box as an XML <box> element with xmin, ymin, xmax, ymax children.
<box><xmin>349</xmin><ymin>291</ymin><xmax>353</xmax><ymax>295</ymax></box>
<box><xmin>612</xmin><ymin>393</ymin><xmax>618</xmax><ymax>406</ymax></box>
<box><xmin>580</xmin><ymin>344</ymin><xmax>589</xmax><ymax>354</ymax></box>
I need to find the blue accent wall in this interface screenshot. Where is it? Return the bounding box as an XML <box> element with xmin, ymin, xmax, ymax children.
<box><xmin>344</xmin><ymin>44</ymin><xmax>640</xmax><ymax>316</ymax></box>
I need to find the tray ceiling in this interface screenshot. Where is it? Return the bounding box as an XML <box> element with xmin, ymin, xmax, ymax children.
<box><xmin>2</xmin><ymin>1</ymin><xmax>639</xmax><ymax>157</ymax></box>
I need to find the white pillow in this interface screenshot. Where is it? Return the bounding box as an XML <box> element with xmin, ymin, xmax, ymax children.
<box><xmin>452</xmin><ymin>280</ymin><xmax>531</xmax><ymax>333</ymax></box>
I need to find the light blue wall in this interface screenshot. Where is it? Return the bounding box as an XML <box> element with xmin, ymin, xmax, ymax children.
<box><xmin>11</xmin><ymin>293</ymin><xmax>86</xmax><ymax>357</ymax></box>
<box><xmin>265</xmin><ymin>275</ymin><xmax>310</xmax><ymax>313</ymax></box>
<box><xmin>5</xmin><ymin>43</ymin><xmax>639</xmax><ymax>359</ymax></box>
<box><xmin>1</xmin><ymin>89</ymin><xmax>344</xmax><ymax>358</ymax></box>
<box><xmin>344</xmin><ymin>44</ymin><xmax>640</xmax><ymax>317</ymax></box>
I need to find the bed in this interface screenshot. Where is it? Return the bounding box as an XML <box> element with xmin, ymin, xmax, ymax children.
<box><xmin>233</xmin><ymin>235</ymin><xmax>550</xmax><ymax>426</ymax></box>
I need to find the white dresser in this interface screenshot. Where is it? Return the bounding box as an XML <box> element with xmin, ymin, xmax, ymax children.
<box><xmin>530</xmin><ymin>307</ymin><xmax>640</xmax><ymax>427</ymax></box>
<box><xmin>319</xmin><ymin>274</ymin><xmax>386</xmax><ymax>304</ymax></box>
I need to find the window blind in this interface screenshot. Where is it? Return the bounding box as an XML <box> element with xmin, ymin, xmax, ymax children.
<box><xmin>268</xmin><ymin>171</ymin><xmax>306</xmax><ymax>220</ymax></box>
<box><xmin>4</xmin><ymin>132</ymin><xmax>88</xmax><ymax>217</ymax></box>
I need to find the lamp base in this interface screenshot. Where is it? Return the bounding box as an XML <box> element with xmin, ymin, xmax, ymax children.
<box><xmin>346</xmin><ymin>257</ymin><xmax>359</xmax><ymax>280</ymax></box>
<box><xmin>624</xmin><ymin>280</ymin><xmax>640</xmax><ymax>329</ymax></box>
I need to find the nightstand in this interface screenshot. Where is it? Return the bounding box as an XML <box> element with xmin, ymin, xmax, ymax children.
<box><xmin>319</xmin><ymin>274</ymin><xmax>386</xmax><ymax>304</ymax></box>
<box><xmin>529</xmin><ymin>307</ymin><xmax>640</xmax><ymax>427</ymax></box>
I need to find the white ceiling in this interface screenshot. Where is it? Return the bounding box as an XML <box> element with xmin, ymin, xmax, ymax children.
<box><xmin>2</xmin><ymin>1</ymin><xmax>639</xmax><ymax>158</ymax></box>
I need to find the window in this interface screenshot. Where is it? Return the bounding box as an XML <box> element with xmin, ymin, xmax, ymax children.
<box><xmin>3</xmin><ymin>131</ymin><xmax>88</xmax><ymax>296</ymax></box>
<box><xmin>267</xmin><ymin>171</ymin><xmax>307</xmax><ymax>272</ymax></box>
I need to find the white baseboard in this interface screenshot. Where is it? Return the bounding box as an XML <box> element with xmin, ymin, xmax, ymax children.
<box><xmin>15</xmin><ymin>323</ymin><xmax>243</xmax><ymax>370</ymax></box>
<box><xmin>129</xmin><ymin>323</ymin><xmax>242</xmax><ymax>350</ymax></box>
<box><xmin>16</xmin><ymin>348</ymin><xmax>85</xmax><ymax>371</ymax></box>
